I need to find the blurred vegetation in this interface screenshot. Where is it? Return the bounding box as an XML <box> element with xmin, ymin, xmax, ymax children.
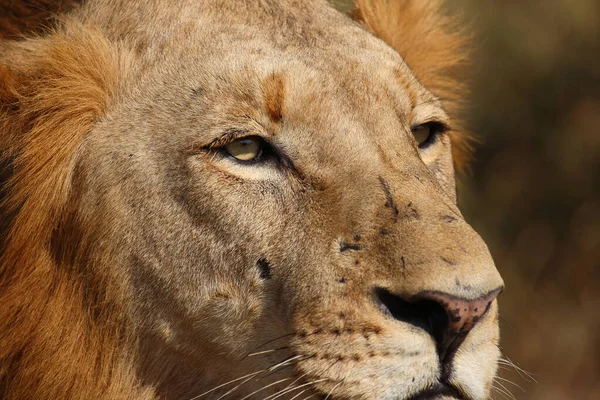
<box><xmin>333</xmin><ymin>1</ymin><xmax>600</xmax><ymax>398</ymax></box>
<box><xmin>458</xmin><ymin>1</ymin><xmax>600</xmax><ymax>399</ymax></box>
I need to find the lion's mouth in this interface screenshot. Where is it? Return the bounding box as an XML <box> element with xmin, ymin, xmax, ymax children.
<box><xmin>405</xmin><ymin>382</ymin><xmax>466</xmax><ymax>400</ymax></box>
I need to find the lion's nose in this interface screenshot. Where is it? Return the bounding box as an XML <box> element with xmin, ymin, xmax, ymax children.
<box><xmin>375</xmin><ymin>287</ymin><xmax>503</xmax><ymax>374</ymax></box>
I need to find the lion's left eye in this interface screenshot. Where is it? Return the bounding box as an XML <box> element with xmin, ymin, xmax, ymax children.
<box><xmin>225</xmin><ymin>137</ymin><xmax>265</xmax><ymax>162</ymax></box>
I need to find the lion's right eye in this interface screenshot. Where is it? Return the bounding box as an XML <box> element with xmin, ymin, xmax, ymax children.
<box><xmin>412</xmin><ymin>124</ymin><xmax>433</xmax><ymax>147</ymax></box>
<box><xmin>411</xmin><ymin>121</ymin><xmax>449</xmax><ymax>150</ymax></box>
<box><xmin>224</xmin><ymin>137</ymin><xmax>265</xmax><ymax>162</ymax></box>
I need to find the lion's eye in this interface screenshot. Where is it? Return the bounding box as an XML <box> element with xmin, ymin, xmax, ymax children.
<box><xmin>411</xmin><ymin>122</ymin><xmax>445</xmax><ymax>149</ymax></box>
<box><xmin>412</xmin><ymin>124</ymin><xmax>433</xmax><ymax>148</ymax></box>
<box><xmin>225</xmin><ymin>137</ymin><xmax>265</xmax><ymax>162</ymax></box>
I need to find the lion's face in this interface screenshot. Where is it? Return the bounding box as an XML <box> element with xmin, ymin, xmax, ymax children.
<box><xmin>31</xmin><ymin>1</ymin><xmax>503</xmax><ymax>399</ymax></box>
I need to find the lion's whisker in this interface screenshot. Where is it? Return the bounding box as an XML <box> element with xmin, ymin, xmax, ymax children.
<box><xmin>215</xmin><ymin>374</ymin><xmax>259</xmax><ymax>400</ymax></box>
<box><xmin>495</xmin><ymin>376</ymin><xmax>525</xmax><ymax>393</ymax></box>
<box><xmin>242</xmin><ymin>332</ymin><xmax>296</xmax><ymax>359</ymax></box>
<box><xmin>239</xmin><ymin>377</ymin><xmax>292</xmax><ymax>400</ymax></box>
<box><xmin>246</xmin><ymin>346</ymin><xmax>289</xmax><ymax>357</ymax></box>
<box><xmin>266</xmin><ymin>355</ymin><xmax>317</xmax><ymax>380</ymax></box>
<box><xmin>299</xmin><ymin>394</ymin><xmax>319</xmax><ymax>400</ymax></box>
<box><xmin>324</xmin><ymin>380</ymin><xmax>344</xmax><ymax>399</ymax></box>
<box><xmin>282</xmin><ymin>372</ymin><xmax>308</xmax><ymax>391</ymax></box>
<box><xmin>491</xmin><ymin>384</ymin><xmax>513</xmax><ymax>400</ymax></box>
<box><xmin>288</xmin><ymin>389</ymin><xmax>308</xmax><ymax>400</ymax></box>
<box><xmin>492</xmin><ymin>379</ymin><xmax>516</xmax><ymax>400</ymax></box>
<box><xmin>188</xmin><ymin>370</ymin><xmax>264</xmax><ymax>400</ymax></box>
<box><xmin>498</xmin><ymin>356</ymin><xmax>537</xmax><ymax>383</ymax></box>
<box><xmin>268</xmin><ymin>355</ymin><xmax>305</xmax><ymax>372</ymax></box>
<box><xmin>263</xmin><ymin>378</ymin><xmax>329</xmax><ymax>400</ymax></box>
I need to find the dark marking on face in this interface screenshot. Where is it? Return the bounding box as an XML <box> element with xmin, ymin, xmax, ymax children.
<box><xmin>339</xmin><ymin>240</ymin><xmax>361</xmax><ymax>253</ymax></box>
<box><xmin>441</xmin><ymin>215</ymin><xmax>457</xmax><ymax>223</ymax></box>
<box><xmin>191</xmin><ymin>87</ymin><xmax>204</xmax><ymax>97</ymax></box>
<box><xmin>257</xmin><ymin>258</ymin><xmax>272</xmax><ymax>280</ymax></box>
<box><xmin>401</xmin><ymin>256</ymin><xmax>407</xmax><ymax>278</ymax></box>
<box><xmin>378</xmin><ymin>177</ymin><xmax>399</xmax><ymax>219</ymax></box>
<box><xmin>455</xmin><ymin>278</ymin><xmax>475</xmax><ymax>292</ymax></box>
<box><xmin>404</xmin><ymin>201</ymin><xmax>420</xmax><ymax>220</ymax></box>
<box><xmin>339</xmin><ymin>277</ymin><xmax>346</xmax><ymax>284</ymax></box>
<box><xmin>441</xmin><ymin>256</ymin><xmax>457</xmax><ymax>266</ymax></box>
<box><xmin>379</xmin><ymin>228</ymin><xmax>391</xmax><ymax>236</ymax></box>
<box><xmin>263</xmin><ymin>72</ymin><xmax>286</xmax><ymax>124</ymax></box>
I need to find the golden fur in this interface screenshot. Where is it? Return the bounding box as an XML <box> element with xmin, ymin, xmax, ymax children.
<box><xmin>0</xmin><ymin>22</ymin><xmax>147</xmax><ymax>400</ymax></box>
<box><xmin>0</xmin><ymin>1</ymin><xmax>503</xmax><ymax>399</ymax></box>
<box><xmin>353</xmin><ymin>0</ymin><xmax>473</xmax><ymax>170</ymax></box>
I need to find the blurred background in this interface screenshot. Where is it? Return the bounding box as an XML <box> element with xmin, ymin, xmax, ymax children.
<box><xmin>334</xmin><ymin>1</ymin><xmax>600</xmax><ymax>399</ymax></box>
<box><xmin>456</xmin><ymin>1</ymin><xmax>600</xmax><ymax>399</ymax></box>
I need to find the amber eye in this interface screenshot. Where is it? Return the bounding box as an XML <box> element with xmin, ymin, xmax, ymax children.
<box><xmin>412</xmin><ymin>122</ymin><xmax>445</xmax><ymax>149</ymax></box>
<box><xmin>224</xmin><ymin>137</ymin><xmax>264</xmax><ymax>162</ymax></box>
<box><xmin>412</xmin><ymin>124</ymin><xmax>433</xmax><ymax>148</ymax></box>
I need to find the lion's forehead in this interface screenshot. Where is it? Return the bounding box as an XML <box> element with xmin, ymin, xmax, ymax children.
<box><xmin>134</xmin><ymin>25</ymin><xmax>415</xmax><ymax>104</ymax></box>
<box><xmin>88</xmin><ymin>0</ymin><xmax>399</xmax><ymax>60</ymax></box>
<box><xmin>117</xmin><ymin>39</ymin><xmax>424</xmax><ymax>156</ymax></box>
<box><xmin>90</xmin><ymin>0</ymin><xmax>424</xmax><ymax>129</ymax></box>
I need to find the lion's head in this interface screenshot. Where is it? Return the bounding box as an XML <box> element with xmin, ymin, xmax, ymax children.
<box><xmin>0</xmin><ymin>1</ymin><xmax>503</xmax><ymax>399</ymax></box>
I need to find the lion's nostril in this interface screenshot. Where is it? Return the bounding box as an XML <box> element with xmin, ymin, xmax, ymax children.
<box><xmin>375</xmin><ymin>287</ymin><xmax>503</xmax><ymax>378</ymax></box>
<box><xmin>374</xmin><ymin>288</ymin><xmax>447</xmax><ymax>339</ymax></box>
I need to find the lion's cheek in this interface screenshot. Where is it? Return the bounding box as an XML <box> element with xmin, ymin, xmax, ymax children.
<box><xmin>191</xmin><ymin>289</ymin><xmax>265</xmax><ymax>354</ymax></box>
<box><xmin>145</xmin><ymin>279</ymin><xmax>267</xmax><ymax>361</ymax></box>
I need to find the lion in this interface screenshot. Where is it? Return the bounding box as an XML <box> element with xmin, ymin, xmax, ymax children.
<box><xmin>0</xmin><ymin>0</ymin><xmax>504</xmax><ymax>399</ymax></box>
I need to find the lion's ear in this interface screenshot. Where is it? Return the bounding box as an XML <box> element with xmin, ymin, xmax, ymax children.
<box><xmin>353</xmin><ymin>0</ymin><xmax>472</xmax><ymax>172</ymax></box>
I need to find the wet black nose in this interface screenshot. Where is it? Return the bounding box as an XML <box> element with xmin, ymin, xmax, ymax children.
<box><xmin>375</xmin><ymin>287</ymin><xmax>503</xmax><ymax>375</ymax></box>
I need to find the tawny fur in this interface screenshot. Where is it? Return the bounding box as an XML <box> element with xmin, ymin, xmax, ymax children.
<box><xmin>0</xmin><ymin>1</ymin><xmax>502</xmax><ymax>399</ymax></box>
<box><xmin>353</xmin><ymin>0</ymin><xmax>473</xmax><ymax>170</ymax></box>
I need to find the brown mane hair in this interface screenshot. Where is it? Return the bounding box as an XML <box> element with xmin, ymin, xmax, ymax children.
<box><xmin>0</xmin><ymin>1</ymin><xmax>473</xmax><ymax>398</ymax></box>
<box><xmin>0</xmin><ymin>20</ymin><xmax>149</xmax><ymax>400</ymax></box>
<box><xmin>353</xmin><ymin>0</ymin><xmax>473</xmax><ymax>171</ymax></box>
<box><xmin>0</xmin><ymin>0</ymin><xmax>83</xmax><ymax>40</ymax></box>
